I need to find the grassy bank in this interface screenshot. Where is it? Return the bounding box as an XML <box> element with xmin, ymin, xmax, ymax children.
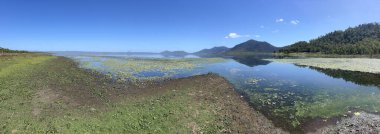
<box><xmin>266</xmin><ymin>58</ymin><xmax>380</xmax><ymax>74</ymax></box>
<box><xmin>0</xmin><ymin>54</ymin><xmax>284</xmax><ymax>133</ymax></box>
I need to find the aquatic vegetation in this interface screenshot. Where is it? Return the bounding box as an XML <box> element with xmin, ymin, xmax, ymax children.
<box><xmin>294</xmin><ymin>92</ymin><xmax>380</xmax><ymax>119</ymax></box>
<box><xmin>239</xmin><ymin>74</ymin><xmax>380</xmax><ymax>130</ymax></box>
<box><xmin>266</xmin><ymin>58</ymin><xmax>380</xmax><ymax>74</ymax></box>
<box><xmin>76</xmin><ymin>57</ymin><xmax>227</xmax><ymax>83</ymax></box>
<box><xmin>245</xmin><ymin>78</ymin><xmax>265</xmax><ymax>85</ymax></box>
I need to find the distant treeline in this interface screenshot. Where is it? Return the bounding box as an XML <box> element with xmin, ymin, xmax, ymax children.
<box><xmin>279</xmin><ymin>23</ymin><xmax>380</xmax><ymax>55</ymax></box>
<box><xmin>0</xmin><ymin>47</ymin><xmax>28</xmax><ymax>53</ymax></box>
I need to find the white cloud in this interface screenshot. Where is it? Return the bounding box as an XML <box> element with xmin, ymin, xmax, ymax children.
<box><xmin>254</xmin><ymin>35</ymin><xmax>261</xmax><ymax>38</ymax></box>
<box><xmin>260</xmin><ymin>25</ymin><xmax>265</xmax><ymax>28</ymax></box>
<box><xmin>276</xmin><ymin>18</ymin><xmax>284</xmax><ymax>23</ymax></box>
<box><xmin>290</xmin><ymin>20</ymin><xmax>300</xmax><ymax>25</ymax></box>
<box><xmin>224</xmin><ymin>33</ymin><xmax>250</xmax><ymax>39</ymax></box>
<box><xmin>272</xmin><ymin>30</ymin><xmax>280</xmax><ymax>33</ymax></box>
<box><xmin>225</xmin><ymin>33</ymin><xmax>240</xmax><ymax>38</ymax></box>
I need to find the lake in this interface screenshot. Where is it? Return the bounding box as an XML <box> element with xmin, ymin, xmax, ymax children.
<box><xmin>54</xmin><ymin>52</ymin><xmax>380</xmax><ymax>132</ymax></box>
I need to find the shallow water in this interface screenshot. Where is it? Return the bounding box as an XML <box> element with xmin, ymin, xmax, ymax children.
<box><xmin>54</xmin><ymin>52</ymin><xmax>380</xmax><ymax>131</ymax></box>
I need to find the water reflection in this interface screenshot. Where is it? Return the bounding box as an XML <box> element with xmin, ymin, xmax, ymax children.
<box><xmin>308</xmin><ymin>66</ymin><xmax>380</xmax><ymax>88</ymax></box>
<box><xmin>231</xmin><ymin>56</ymin><xmax>272</xmax><ymax>67</ymax></box>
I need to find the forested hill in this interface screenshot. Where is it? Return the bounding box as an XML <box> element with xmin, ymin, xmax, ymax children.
<box><xmin>227</xmin><ymin>39</ymin><xmax>279</xmax><ymax>53</ymax></box>
<box><xmin>0</xmin><ymin>47</ymin><xmax>28</xmax><ymax>53</ymax></box>
<box><xmin>279</xmin><ymin>23</ymin><xmax>380</xmax><ymax>55</ymax></box>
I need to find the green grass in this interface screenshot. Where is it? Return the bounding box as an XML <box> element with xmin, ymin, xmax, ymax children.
<box><xmin>50</xmin><ymin>88</ymin><xmax>220</xmax><ymax>133</ymax></box>
<box><xmin>4</xmin><ymin>87</ymin><xmax>219</xmax><ymax>133</ymax></box>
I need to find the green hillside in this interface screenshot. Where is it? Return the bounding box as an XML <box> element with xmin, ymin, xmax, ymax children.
<box><xmin>279</xmin><ymin>23</ymin><xmax>380</xmax><ymax>55</ymax></box>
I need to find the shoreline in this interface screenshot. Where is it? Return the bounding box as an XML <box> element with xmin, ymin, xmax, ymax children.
<box><xmin>0</xmin><ymin>54</ymin><xmax>286</xmax><ymax>133</ymax></box>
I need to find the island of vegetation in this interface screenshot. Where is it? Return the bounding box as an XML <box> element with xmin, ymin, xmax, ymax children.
<box><xmin>266</xmin><ymin>58</ymin><xmax>380</xmax><ymax>74</ymax></box>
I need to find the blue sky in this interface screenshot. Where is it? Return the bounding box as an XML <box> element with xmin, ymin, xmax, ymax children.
<box><xmin>1</xmin><ymin>0</ymin><xmax>380</xmax><ymax>52</ymax></box>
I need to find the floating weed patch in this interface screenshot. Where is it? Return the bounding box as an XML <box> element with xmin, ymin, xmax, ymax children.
<box><xmin>245</xmin><ymin>78</ymin><xmax>265</xmax><ymax>85</ymax></box>
<box><xmin>76</xmin><ymin>57</ymin><xmax>226</xmax><ymax>83</ymax></box>
<box><xmin>266</xmin><ymin>58</ymin><xmax>380</xmax><ymax>74</ymax></box>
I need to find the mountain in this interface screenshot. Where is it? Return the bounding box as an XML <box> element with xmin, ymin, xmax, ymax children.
<box><xmin>279</xmin><ymin>23</ymin><xmax>380</xmax><ymax>55</ymax></box>
<box><xmin>160</xmin><ymin>50</ymin><xmax>189</xmax><ymax>57</ymax></box>
<box><xmin>226</xmin><ymin>39</ymin><xmax>279</xmax><ymax>54</ymax></box>
<box><xmin>194</xmin><ymin>46</ymin><xmax>230</xmax><ymax>55</ymax></box>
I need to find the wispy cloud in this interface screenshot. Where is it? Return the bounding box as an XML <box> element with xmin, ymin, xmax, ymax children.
<box><xmin>224</xmin><ymin>33</ymin><xmax>250</xmax><ymax>39</ymax></box>
<box><xmin>254</xmin><ymin>35</ymin><xmax>261</xmax><ymax>38</ymax></box>
<box><xmin>260</xmin><ymin>25</ymin><xmax>265</xmax><ymax>28</ymax></box>
<box><xmin>290</xmin><ymin>20</ymin><xmax>300</xmax><ymax>25</ymax></box>
<box><xmin>272</xmin><ymin>30</ymin><xmax>280</xmax><ymax>33</ymax></box>
<box><xmin>276</xmin><ymin>18</ymin><xmax>284</xmax><ymax>23</ymax></box>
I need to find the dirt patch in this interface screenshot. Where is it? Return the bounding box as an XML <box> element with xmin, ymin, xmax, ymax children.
<box><xmin>187</xmin><ymin>122</ymin><xmax>200</xmax><ymax>134</ymax></box>
<box><xmin>35</xmin><ymin>88</ymin><xmax>60</xmax><ymax>103</ymax></box>
<box><xmin>31</xmin><ymin>89</ymin><xmax>59</xmax><ymax>116</ymax></box>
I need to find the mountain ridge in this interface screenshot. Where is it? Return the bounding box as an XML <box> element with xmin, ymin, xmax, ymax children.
<box><xmin>226</xmin><ymin>39</ymin><xmax>279</xmax><ymax>53</ymax></box>
<box><xmin>194</xmin><ymin>46</ymin><xmax>230</xmax><ymax>55</ymax></box>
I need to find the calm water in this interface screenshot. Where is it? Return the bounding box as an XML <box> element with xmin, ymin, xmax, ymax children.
<box><xmin>55</xmin><ymin>52</ymin><xmax>380</xmax><ymax>131</ymax></box>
